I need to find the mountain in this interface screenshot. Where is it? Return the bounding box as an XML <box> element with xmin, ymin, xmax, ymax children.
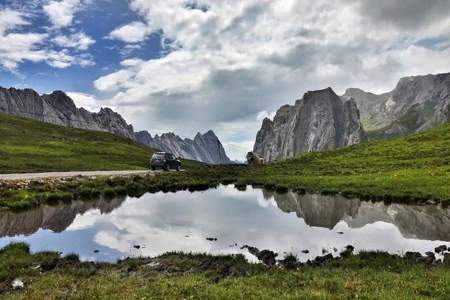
<box><xmin>135</xmin><ymin>130</ymin><xmax>231</xmax><ymax>165</ymax></box>
<box><xmin>0</xmin><ymin>88</ymin><xmax>135</xmax><ymax>139</ymax></box>
<box><xmin>268</xmin><ymin>191</ymin><xmax>450</xmax><ymax>241</ymax></box>
<box><xmin>253</xmin><ymin>88</ymin><xmax>366</xmax><ymax>162</ymax></box>
<box><xmin>0</xmin><ymin>87</ymin><xmax>231</xmax><ymax>164</ymax></box>
<box><xmin>342</xmin><ymin>72</ymin><xmax>450</xmax><ymax>138</ymax></box>
<box><xmin>0</xmin><ymin>197</ymin><xmax>126</xmax><ymax>237</ymax></box>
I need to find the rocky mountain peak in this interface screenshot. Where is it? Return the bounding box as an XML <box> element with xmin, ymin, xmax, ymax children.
<box><xmin>342</xmin><ymin>72</ymin><xmax>450</xmax><ymax>136</ymax></box>
<box><xmin>0</xmin><ymin>86</ymin><xmax>232</xmax><ymax>165</ymax></box>
<box><xmin>254</xmin><ymin>87</ymin><xmax>366</xmax><ymax>162</ymax></box>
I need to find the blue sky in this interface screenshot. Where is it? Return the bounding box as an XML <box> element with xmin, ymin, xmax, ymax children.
<box><xmin>0</xmin><ymin>0</ymin><xmax>163</xmax><ymax>94</ymax></box>
<box><xmin>1</xmin><ymin>0</ymin><xmax>450</xmax><ymax>160</ymax></box>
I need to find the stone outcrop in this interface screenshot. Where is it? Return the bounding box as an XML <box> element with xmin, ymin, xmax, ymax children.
<box><xmin>342</xmin><ymin>72</ymin><xmax>450</xmax><ymax>137</ymax></box>
<box><xmin>0</xmin><ymin>88</ymin><xmax>135</xmax><ymax>139</ymax></box>
<box><xmin>135</xmin><ymin>130</ymin><xmax>231</xmax><ymax>165</ymax></box>
<box><xmin>254</xmin><ymin>88</ymin><xmax>366</xmax><ymax>162</ymax></box>
<box><xmin>0</xmin><ymin>87</ymin><xmax>231</xmax><ymax>164</ymax></box>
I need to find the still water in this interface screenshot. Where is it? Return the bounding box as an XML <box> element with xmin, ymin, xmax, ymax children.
<box><xmin>0</xmin><ymin>185</ymin><xmax>449</xmax><ymax>262</ymax></box>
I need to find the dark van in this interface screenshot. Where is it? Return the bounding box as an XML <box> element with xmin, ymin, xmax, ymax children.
<box><xmin>150</xmin><ymin>152</ymin><xmax>181</xmax><ymax>171</ymax></box>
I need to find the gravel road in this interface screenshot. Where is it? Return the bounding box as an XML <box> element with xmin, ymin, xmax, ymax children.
<box><xmin>0</xmin><ymin>170</ymin><xmax>152</xmax><ymax>181</ymax></box>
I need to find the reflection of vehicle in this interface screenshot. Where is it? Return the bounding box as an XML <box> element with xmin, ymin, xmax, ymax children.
<box><xmin>150</xmin><ymin>152</ymin><xmax>181</xmax><ymax>171</ymax></box>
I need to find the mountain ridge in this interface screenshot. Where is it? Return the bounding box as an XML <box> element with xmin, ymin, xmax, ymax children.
<box><xmin>0</xmin><ymin>87</ymin><xmax>231</xmax><ymax>164</ymax></box>
<box><xmin>253</xmin><ymin>87</ymin><xmax>366</xmax><ymax>162</ymax></box>
<box><xmin>342</xmin><ymin>72</ymin><xmax>450</xmax><ymax>137</ymax></box>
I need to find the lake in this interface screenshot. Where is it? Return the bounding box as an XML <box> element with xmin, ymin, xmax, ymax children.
<box><xmin>0</xmin><ymin>185</ymin><xmax>449</xmax><ymax>262</ymax></box>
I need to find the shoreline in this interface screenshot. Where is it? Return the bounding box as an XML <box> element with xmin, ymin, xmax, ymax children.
<box><xmin>1</xmin><ymin>242</ymin><xmax>449</xmax><ymax>298</ymax></box>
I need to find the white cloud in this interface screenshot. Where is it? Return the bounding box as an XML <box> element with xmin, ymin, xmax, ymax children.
<box><xmin>0</xmin><ymin>6</ymin><xmax>95</xmax><ymax>71</ymax></box>
<box><xmin>53</xmin><ymin>32</ymin><xmax>95</xmax><ymax>50</ymax></box>
<box><xmin>108</xmin><ymin>21</ymin><xmax>153</xmax><ymax>43</ymax></box>
<box><xmin>94</xmin><ymin>0</ymin><xmax>450</xmax><ymax>159</ymax></box>
<box><xmin>257</xmin><ymin>110</ymin><xmax>276</xmax><ymax>121</ymax></box>
<box><xmin>67</xmin><ymin>92</ymin><xmax>105</xmax><ymax>111</ymax></box>
<box><xmin>43</xmin><ymin>0</ymin><xmax>87</xmax><ymax>28</ymax></box>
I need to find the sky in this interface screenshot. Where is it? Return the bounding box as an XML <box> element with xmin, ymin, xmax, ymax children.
<box><xmin>1</xmin><ymin>0</ymin><xmax>450</xmax><ymax>161</ymax></box>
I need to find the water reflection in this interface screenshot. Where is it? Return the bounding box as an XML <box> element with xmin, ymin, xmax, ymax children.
<box><xmin>0</xmin><ymin>186</ymin><xmax>449</xmax><ymax>262</ymax></box>
<box><xmin>271</xmin><ymin>191</ymin><xmax>450</xmax><ymax>241</ymax></box>
<box><xmin>0</xmin><ymin>196</ymin><xmax>126</xmax><ymax>237</ymax></box>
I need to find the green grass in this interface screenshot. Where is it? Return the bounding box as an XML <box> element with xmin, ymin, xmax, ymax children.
<box><xmin>0</xmin><ymin>113</ymin><xmax>154</xmax><ymax>173</ymax></box>
<box><xmin>236</xmin><ymin>122</ymin><xmax>450</xmax><ymax>203</ymax></box>
<box><xmin>0</xmin><ymin>113</ymin><xmax>201</xmax><ymax>173</ymax></box>
<box><xmin>1</xmin><ymin>113</ymin><xmax>449</xmax><ymax>209</ymax></box>
<box><xmin>0</xmin><ymin>243</ymin><xmax>449</xmax><ymax>299</ymax></box>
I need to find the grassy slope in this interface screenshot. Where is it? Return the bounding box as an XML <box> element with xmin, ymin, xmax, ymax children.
<box><xmin>0</xmin><ymin>113</ymin><xmax>201</xmax><ymax>173</ymax></box>
<box><xmin>1</xmin><ymin>243</ymin><xmax>449</xmax><ymax>299</ymax></box>
<box><xmin>238</xmin><ymin>122</ymin><xmax>450</xmax><ymax>201</ymax></box>
<box><xmin>1</xmin><ymin>123</ymin><xmax>449</xmax><ymax>210</ymax></box>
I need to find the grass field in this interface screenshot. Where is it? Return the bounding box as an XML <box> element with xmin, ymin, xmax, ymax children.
<box><xmin>0</xmin><ymin>113</ymin><xmax>155</xmax><ymax>173</ymax></box>
<box><xmin>1</xmin><ymin>113</ymin><xmax>449</xmax><ymax>209</ymax></box>
<box><xmin>0</xmin><ymin>243</ymin><xmax>449</xmax><ymax>299</ymax></box>
<box><xmin>0</xmin><ymin>113</ymin><xmax>200</xmax><ymax>174</ymax></box>
<box><xmin>237</xmin><ymin>122</ymin><xmax>450</xmax><ymax>202</ymax></box>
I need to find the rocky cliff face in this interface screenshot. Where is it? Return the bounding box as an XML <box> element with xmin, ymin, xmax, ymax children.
<box><xmin>254</xmin><ymin>88</ymin><xmax>366</xmax><ymax>162</ymax></box>
<box><xmin>342</xmin><ymin>72</ymin><xmax>450</xmax><ymax>137</ymax></box>
<box><xmin>135</xmin><ymin>130</ymin><xmax>231</xmax><ymax>165</ymax></box>
<box><xmin>0</xmin><ymin>87</ymin><xmax>231</xmax><ymax>164</ymax></box>
<box><xmin>0</xmin><ymin>88</ymin><xmax>136</xmax><ymax>139</ymax></box>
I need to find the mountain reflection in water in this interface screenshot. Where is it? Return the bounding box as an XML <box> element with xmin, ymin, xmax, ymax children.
<box><xmin>0</xmin><ymin>186</ymin><xmax>448</xmax><ymax>262</ymax></box>
<box><xmin>271</xmin><ymin>191</ymin><xmax>450</xmax><ymax>241</ymax></box>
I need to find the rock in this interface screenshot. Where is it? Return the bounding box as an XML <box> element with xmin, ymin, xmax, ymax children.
<box><xmin>40</xmin><ymin>259</ymin><xmax>58</xmax><ymax>272</ymax></box>
<box><xmin>0</xmin><ymin>88</ymin><xmax>135</xmax><ymax>139</ymax></box>
<box><xmin>0</xmin><ymin>86</ymin><xmax>231</xmax><ymax>165</ymax></box>
<box><xmin>404</xmin><ymin>251</ymin><xmax>422</xmax><ymax>260</ymax></box>
<box><xmin>133</xmin><ymin>245</ymin><xmax>141</xmax><ymax>249</ymax></box>
<box><xmin>301</xmin><ymin>249</ymin><xmax>310</xmax><ymax>254</ymax></box>
<box><xmin>206</xmin><ymin>237</ymin><xmax>218</xmax><ymax>242</ymax></box>
<box><xmin>246</xmin><ymin>152</ymin><xmax>265</xmax><ymax>165</ymax></box>
<box><xmin>345</xmin><ymin>245</ymin><xmax>355</xmax><ymax>252</ymax></box>
<box><xmin>435</xmin><ymin>245</ymin><xmax>448</xmax><ymax>253</ymax></box>
<box><xmin>314</xmin><ymin>254</ymin><xmax>334</xmax><ymax>266</ymax></box>
<box><xmin>94</xmin><ymin>250</ymin><xmax>99</xmax><ymax>253</ymax></box>
<box><xmin>444</xmin><ymin>253</ymin><xmax>450</xmax><ymax>267</ymax></box>
<box><xmin>135</xmin><ymin>130</ymin><xmax>231</xmax><ymax>164</ymax></box>
<box><xmin>342</xmin><ymin>72</ymin><xmax>450</xmax><ymax>138</ymax></box>
<box><xmin>254</xmin><ymin>88</ymin><xmax>366</xmax><ymax>162</ymax></box>
<box><xmin>425</xmin><ymin>252</ymin><xmax>435</xmax><ymax>259</ymax></box>
<box><xmin>241</xmin><ymin>245</ymin><xmax>278</xmax><ymax>266</ymax></box>
<box><xmin>11</xmin><ymin>278</ymin><xmax>24</xmax><ymax>290</ymax></box>
<box><xmin>258</xmin><ymin>250</ymin><xmax>278</xmax><ymax>266</ymax></box>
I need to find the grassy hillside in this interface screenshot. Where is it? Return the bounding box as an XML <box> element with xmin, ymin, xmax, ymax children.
<box><xmin>1</xmin><ymin>243</ymin><xmax>449</xmax><ymax>299</ymax></box>
<box><xmin>238</xmin><ymin>122</ymin><xmax>450</xmax><ymax>202</ymax></box>
<box><xmin>1</xmin><ymin>113</ymin><xmax>449</xmax><ymax>209</ymax></box>
<box><xmin>0</xmin><ymin>112</ymin><xmax>155</xmax><ymax>173</ymax></box>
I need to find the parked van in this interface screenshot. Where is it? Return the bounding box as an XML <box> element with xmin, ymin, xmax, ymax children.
<box><xmin>150</xmin><ymin>152</ymin><xmax>181</xmax><ymax>171</ymax></box>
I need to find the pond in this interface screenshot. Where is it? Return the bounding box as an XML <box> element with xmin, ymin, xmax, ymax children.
<box><xmin>0</xmin><ymin>185</ymin><xmax>449</xmax><ymax>262</ymax></box>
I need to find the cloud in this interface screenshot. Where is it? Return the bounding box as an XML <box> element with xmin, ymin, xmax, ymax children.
<box><xmin>0</xmin><ymin>5</ymin><xmax>95</xmax><ymax>71</ymax></box>
<box><xmin>43</xmin><ymin>0</ymin><xmax>86</xmax><ymax>28</ymax></box>
<box><xmin>108</xmin><ymin>21</ymin><xmax>153</xmax><ymax>43</ymax></box>
<box><xmin>93</xmin><ymin>0</ymin><xmax>450</xmax><ymax>160</ymax></box>
<box><xmin>352</xmin><ymin>0</ymin><xmax>450</xmax><ymax>31</ymax></box>
<box><xmin>67</xmin><ymin>92</ymin><xmax>105</xmax><ymax>111</ymax></box>
<box><xmin>53</xmin><ymin>32</ymin><xmax>95</xmax><ymax>50</ymax></box>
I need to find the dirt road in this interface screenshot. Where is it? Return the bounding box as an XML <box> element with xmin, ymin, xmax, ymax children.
<box><xmin>0</xmin><ymin>170</ymin><xmax>152</xmax><ymax>181</ymax></box>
